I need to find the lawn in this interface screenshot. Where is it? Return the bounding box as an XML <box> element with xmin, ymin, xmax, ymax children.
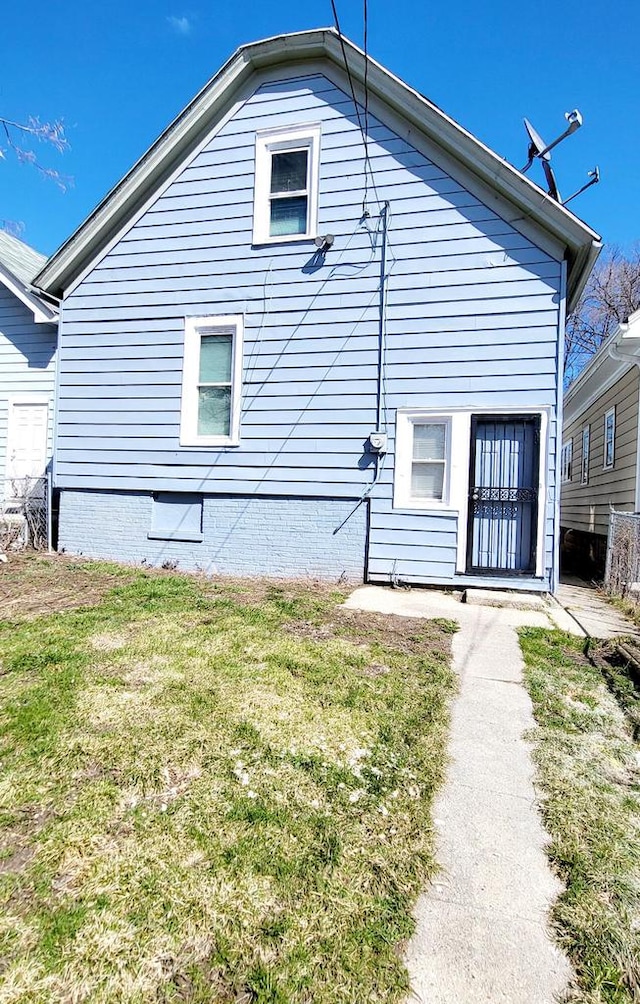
<box><xmin>520</xmin><ymin>629</ymin><xmax>640</xmax><ymax>1004</ymax></box>
<box><xmin>0</xmin><ymin>555</ymin><xmax>456</xmax><ymax>1004</ymax></box>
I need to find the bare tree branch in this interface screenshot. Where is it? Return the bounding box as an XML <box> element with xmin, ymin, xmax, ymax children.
<box><xmin>565</xmin><ymin>244</ymin><xmax>640</xmax><ymax>384</ymax></box>
<box><xmin>0</xmin><ymin>115</ymin><xmax>72</xmax><ymax>191</ymax></box>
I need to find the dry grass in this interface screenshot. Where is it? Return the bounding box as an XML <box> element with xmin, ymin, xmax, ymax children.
<box><xmin>520</xmin><ymin>629</ymin><xmax>640</xmax><ymax>1004</ymax></box>
<box><xmin>0</xmin><ymin>557</ymin><xmax>455</xmax><ymax>1003</ymax></box>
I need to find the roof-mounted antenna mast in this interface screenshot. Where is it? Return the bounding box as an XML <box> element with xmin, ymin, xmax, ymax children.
<box><xmin>520</xmin><ymin>109</ymin><xmax>600</xmax><ymax>206</ymax></box>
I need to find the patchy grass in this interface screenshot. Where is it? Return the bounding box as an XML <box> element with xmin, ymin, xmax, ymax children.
<box><xmin>0</xmin><ymin>557</ymin><xmax>455</xmax><ymax>1003</ymax></box>
<box><xmin>520</xmin><ymin>629</ymin><xmax>640</xmax><ymax>1004</ymax></box>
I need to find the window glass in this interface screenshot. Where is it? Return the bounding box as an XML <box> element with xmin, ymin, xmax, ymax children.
<box><xmin>413</xmin><ymin>423</ymin><xmax>446</xmax><ymax>460</ymax></box>
<box><xmin>411</xmin><ymin>463</ymin><xmax>445</xmax><ymax>499</ymax></box>
<box><xmin>604</xmin><ymin>410</ymin><xmax>615</xmax><ymax>467</ymax></box>
<box><xmin>561</xmin><ymin>440</ymin><xmax>572</xmax><ymax>483</ymax></box>
<box><xmin>411</xmin><ymin>422</ymin><xmax>447</xmax><ymax>500</ymax></box>
<box><xmin>199</xmin><ymin>333</ymin><xmax>232</xmax><ymax>383</ymax></box>
<box><xmin>270</xmin><ymin>196</ymin><xmax>308</xmax><ymax>237</ymax></box>
<box><xmin>198</xmin><ymin>386</ymin><xmax>231</xmax><ymax>437</ymax></box>
<box><xmin>271</xmin><ymin>151</ymin><xmax>307</xmax><ymax>193</ymax></box>
<box><xmin>581</xmin><ymin>427</ymin><xmax>590</xmax><ymax>484</ymax></box>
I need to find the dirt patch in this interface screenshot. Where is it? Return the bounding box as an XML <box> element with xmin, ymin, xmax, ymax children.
<box><xmin>0</xmin><ymin>553</ymin><xmax>138</xmax><ymax>620</ymax></box>
<box><xmin>286</xmin><ymin>608</ymin><xmax>453</xmax><ymax>664</ymax></box>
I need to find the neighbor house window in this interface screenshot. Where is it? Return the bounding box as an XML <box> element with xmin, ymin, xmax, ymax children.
<box><xmin>253</xmin><ymin>125</ymin><xmax>321</xmax><ymax>244</ymax></box>
<box><xmin>604</xmin><ymin>407</ymin><xmax>615</xmax><ymax>469</ymax></box>
<box><xmin>394</xmin><ymin>412</ymin><xmax>452</xmax><ymax>508</ymax></box>
<box><xmin>581</xmin><ymin>426</ymin><xmax>590</xmax><ymax>485</ymax></box>
<box><xmin>561</xmin><ymin>440</ymin><xmax>573</xmax><ymax>483</ymax></box>
<box><xmin>180</xmin><ymin>315</ymin><xmax>243</xmax><ymax>446</ymax></box>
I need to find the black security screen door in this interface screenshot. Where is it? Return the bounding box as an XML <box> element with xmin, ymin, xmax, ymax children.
<box><xmin>466</xmin><ymin>415</ymin><xmax>540</xmax><ymax>575</ymax></box>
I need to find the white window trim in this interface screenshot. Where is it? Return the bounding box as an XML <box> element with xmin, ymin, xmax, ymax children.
<box><xmin>581</xmin><ymin>426</ymin><xmax>590</xmax><ymax>485</ymax></box>
<box><xmin>394</xmin><ymin>411</ymin><xmax>467</xmax><ymax>513</ymax></box>
<box><xmin>604</xmin><ymin>407</ymin><xmax>615</xmax><ymax>470</ymax></box>
<box><xmin>252</xmin><ymin>123</ymin><xmax>321</xmax><ymax>245</ymax></box>
<box><xmin>561</xmin><ymin>439</ymin><xmax>573</xmax><ymax>484</ymax></box>
<box><xmin>179</xmin><ymin>314</ymin><xmax>243</xmax><ymax>447</ymax></box>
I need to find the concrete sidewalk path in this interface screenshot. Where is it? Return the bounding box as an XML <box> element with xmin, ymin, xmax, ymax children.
<box><xmin>344</xmin><ymin>586</ymin><xmax>573</xmax><ymax>1004</ymax></box>
<box><xmin>556</xmin><ymin>578</ymin><xmax>640</xmax><ymax>640</ymax></box>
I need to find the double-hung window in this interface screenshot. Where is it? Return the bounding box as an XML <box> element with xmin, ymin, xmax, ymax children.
<box><xmin>253</xmin><ymin>125</ymin><xmax>321</xmax><ymax>244</ymax></box>
<box><xmin>604</xmin><ymin>407</ymin><xmax>615</xmax><ymax>469</ymax></box>
<box><xmin>561</xmin><ymin>440</ymin><xmax>573</xmax><ymax>483</ymax></box>
<box><xmin>394</xmin><ymin>412</ymin><xmax>452</xmax><ymax>508</ymax></box>
<box><xmin>180</xmin><ymin>315</ymin><xmax>243</xmax><ymax>446</ymax></box>
<box><xmin>581</xmin><ymin>426</ymin><xmax>590</xmax><ymax>485</ymax></box>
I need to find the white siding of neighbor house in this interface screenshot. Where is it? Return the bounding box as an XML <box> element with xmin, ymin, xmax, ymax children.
<box><xmin>0</xmin><ymin>284</ymin><xmax>57</xmax><ymax>500</ymax></box>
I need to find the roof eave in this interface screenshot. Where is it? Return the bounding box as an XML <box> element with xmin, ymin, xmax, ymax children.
<box><xmin>34</xmin><ymin>27</ymin><xmax>600</xmax><ymax>300</ymax></box>
<box><xmin>0</xmin><ymin>263</ymin><xmax>58</xmax><ymax>323</ymax></box>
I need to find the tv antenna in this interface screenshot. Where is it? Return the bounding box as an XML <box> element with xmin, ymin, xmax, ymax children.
<box><xmin>520</xmin><ymin>109</ymin><xmax>600</xmax><ymax>206</ymax></box>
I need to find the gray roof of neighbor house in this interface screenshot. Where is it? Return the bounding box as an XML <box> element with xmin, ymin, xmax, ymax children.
<box><xmin>0</xmin><ymin>230</ymin><xmax>58</xmax><ymax>323</ymax></box>
<box><xmin>0</xmin><ymin>229</ymin><xmax>46</xmax><ymax>284</ymax></box>
<box><xmin>34</xmin><ymin>27</ymin><xmax>602</xmax><ymax>308</ymax></box>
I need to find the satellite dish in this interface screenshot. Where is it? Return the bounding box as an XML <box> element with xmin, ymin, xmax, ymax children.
<box><xmin>524</xmin><ymin>118</ymin><xmax>551</xmax><ymax>166</ymax></box>
<box><xmin>520</xmin><ymin>110</ymin><xmax>591</xmax><ymax>204</ymax></box>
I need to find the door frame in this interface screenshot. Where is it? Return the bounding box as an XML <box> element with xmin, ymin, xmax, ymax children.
<box><xmin>454</xmin><ymin>406</ymin><xmax>549</xmax><ymax>577</ymax></box>
<box><xmin>465</xmin><ymin>413</ymin><xmax>541</xmax><ymax>576</ymax></box>
<box><xmin>5</xmin><ymin>395</ymin><xmax>50</xmax><ymax>500</ymax></box>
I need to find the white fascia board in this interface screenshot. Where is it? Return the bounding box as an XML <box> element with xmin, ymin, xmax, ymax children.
<box><xmin>34</xmin><ymin>27</ymin><xmax>601</xmax><ymax>302</ymax></box>
<box><xmin>0</xmin><ymin>263</ymin><xmax>58</xmax><ymax>324</ymax></box>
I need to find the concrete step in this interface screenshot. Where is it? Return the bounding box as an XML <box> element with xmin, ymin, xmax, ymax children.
<box><xmin>463</xmin><ymin>588</ymin><xmax>548</xmax><ymax>611</ymax></box>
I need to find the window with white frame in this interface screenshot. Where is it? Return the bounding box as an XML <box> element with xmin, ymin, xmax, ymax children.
<box><xmin>253</xmin><ymin>124</ymin><xmax>321</xmax><ymax>244</ymax></box>
<box><xmin>394</xmin><ymin>412</ymin><xmax>452</xmax><ymax>508</ymax></box>
<box><xmin>581</xmin><ymin>425</ymin><xmax>590</xmax><ymax>485</ymax></box>
<box><xmin>180</xmin><ymin>315</ymin><xmax>243</xmax><ymax>446</ymax></box>
<box><xmin>604</xmin><ymin>407</ymin><xmax>615</xmax><ymax>469</ymax></box>
<box><xmin>561</xmin><ymin>440</ymin><xmax>573</xmax><ymax>483</ymax></box>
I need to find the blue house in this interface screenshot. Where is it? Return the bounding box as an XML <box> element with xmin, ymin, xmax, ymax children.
<box><xmin>0</xmin><ymin>231</ymin><xmax>57</xmax><ymax>517</ymax></box>
<box><xmin>35</xmin><ymin>29</ymin><xmax>600</xmax><ymax>591</ymax></box>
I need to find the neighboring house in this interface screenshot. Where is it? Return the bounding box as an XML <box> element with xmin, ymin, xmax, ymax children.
<box><xmin>34</xmin><ymin>29</ymin><xmax>600</xmax><ymax>590</ymax></box>
<box><xmin>0</xmin><ymin>230</ymin><xmax>58</xmax><ymax>512</ymax></box>
<box><xmin>561</xmin><ymin>308</ymin><xmax>640</xmax><ymax>577</ymax></box>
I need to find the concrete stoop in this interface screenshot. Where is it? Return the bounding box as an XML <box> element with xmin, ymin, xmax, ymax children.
<box><xmin>462</xmin><ymin>588</ymin><xmax>547</xmax><ymax>611</ymax></box>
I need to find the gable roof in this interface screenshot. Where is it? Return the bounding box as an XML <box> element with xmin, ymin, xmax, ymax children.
<box><xmin>34</xmin><ymin>28</ymin><xmax>601</xmax><ymax>308</ymax></box>
<box><xmin>564</xmin><ymin>307</ymin><xmax>640</xmax><ymax>423</ymax></box>
<box><xmin>0</xmin><ymin>230</ymin><xmax>58</xmax><ymax>323</ymax></box>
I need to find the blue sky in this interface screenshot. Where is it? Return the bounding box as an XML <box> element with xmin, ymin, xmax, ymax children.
<box><xmin>1</xmin><ymin>0</ymin><xmax>638</xmax><ymax>257</ymax></box>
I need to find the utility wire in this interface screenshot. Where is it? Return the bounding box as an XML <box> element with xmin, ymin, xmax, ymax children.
<box><xmin>363</xmin><ymin>0</ymin><xmax>371</xmax><ymax>214</ymax></box>
<box><xmin>330</xmin><ymin>0</ymin><xmax>373</xmax><ymax>216</ymax></box>
<box><xmin>330</xmin><ymin>0</ymin><xmax>365</xmax><ymax>141</ymax></box>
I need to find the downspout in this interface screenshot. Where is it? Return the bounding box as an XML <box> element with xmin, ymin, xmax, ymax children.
<box><xmin>553</xmin><ymin>259</ymin><xmax>568</xmax><ymax>594</ymax></box>
<box><xmin>375</xmin><ymin>202</ymin><xmax>389</xmax><ymax>437</ymax></box>
<box><xmin>49</xmin><ymin>299</ymin><xmax>64</xmax><ymax>553</ymax></box>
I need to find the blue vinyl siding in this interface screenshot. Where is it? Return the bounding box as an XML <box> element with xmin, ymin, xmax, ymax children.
<box><xmin>0</xmin><ymin>285</ymin><xmax>56</xmax><ymax>499</ymax></box>
<box><xmin>56</xmin><ymin>69</ymin><xmax>563</xmax><ymax>587</ymax></box>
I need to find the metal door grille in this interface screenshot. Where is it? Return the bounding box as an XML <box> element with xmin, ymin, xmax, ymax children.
<box><xmin>466</xmin><ymin>415</ymin><xmax>540</xmax><ymax>575</ymax></box>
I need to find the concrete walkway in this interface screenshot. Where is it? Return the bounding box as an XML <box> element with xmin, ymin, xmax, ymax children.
<box><xmin>556</xmin><ymin>577</ymin><xmax>640</xmax><ymax>640</ymax></box>
<box><xmin>343</xmin><ymin>586</ymin><xmax>573</xmax><ymax>1004</ymax></box>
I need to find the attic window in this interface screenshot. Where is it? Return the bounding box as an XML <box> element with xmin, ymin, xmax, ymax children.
<box><xmin>253</xmin><ymin>125</ymin><xmax>321</xmax><ymax>244</ymax></box>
